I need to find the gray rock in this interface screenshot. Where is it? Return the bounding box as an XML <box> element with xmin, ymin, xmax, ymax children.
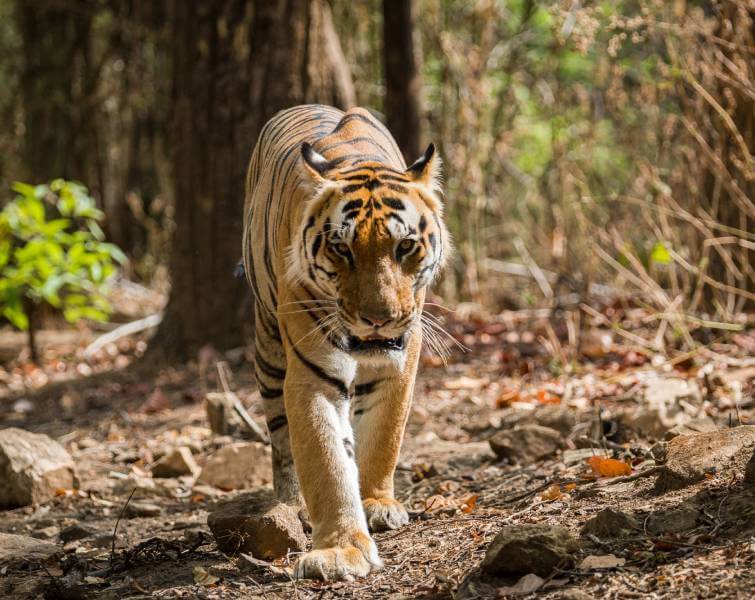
<box><xmin>207</xmin><ymin>490</ymin><xmax>307</xmax><ymax>560</ymax></box>
<box><xmin>489</xmin><ymin>425</ymin><xmax>562</xmax><ymax>463</ymax></box>
<box><xmin>151</xmin><ymin>446</ymin><xmax>200</xmax><ymax>478</ymax></box>
<box><xmin>581</xmin><ymin>508</ymin><xmax>639</xmax><ymax>538</ymax></box>
<box><xmin>481</xmin><ymin>523</ymin><xmax>579</xmax><ymax>576</ymax></box>
<box><xmin>533</xmin><ymin>404</ymin><xmax>577</xmax><ymax>436</ymax></box>
<box><xmin>664</xmin><ymin>417</ymin><xmax>718</xmax><ymax>440</ymax></box>
<box><xmin>125</xmin><ymin>501</ymin><xmax>162</xmax><ymax>518</ymax></box>
<box><xmin>0</xmin><ymin>427</ymin><xmax>77</xmax><ymax>509</ymax></box>
<box><xmin>646</xmin><ymin>503</ymin><xmax>700</xmax><ymax>534</ymax></box>
<box><xmin>745</xmin><ymin>449</ymin><xmax>755</xmax><ymax>488</ymax></box>
<box><xmin>655</xmin><ymin>426</ymin><xmax>755</xmax><ymax>492</ymax></box>
<box><xmin>198</xmin><ymin>442</ymin><xmax>272</xmax><ymax>490</ymax></box>
<box><xmin>0</xmin><ymin>532</ymin><xmax>60</xmax><ymax>569</ymax></box>
<box><xmin>59</xmin><ymin>523</ymin><xmax>95</xmax><ymax>543</ymax></box>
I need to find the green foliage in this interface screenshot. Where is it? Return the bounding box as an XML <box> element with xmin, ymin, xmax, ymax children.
<box><xmin>0</xmin><ymin>180</ymin><xmax>126</xmax><ymax>330</ymax></box>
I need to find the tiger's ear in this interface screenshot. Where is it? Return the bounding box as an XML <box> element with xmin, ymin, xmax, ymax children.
<box><xmin>301</xmin><ymin>142</ymin><xmax>331</xmax><ymax>182</ymax></box>
<box><xmin>405</xmin><ymin>143</ymin><xmax>442</xmax><ymax>191</ymax></box>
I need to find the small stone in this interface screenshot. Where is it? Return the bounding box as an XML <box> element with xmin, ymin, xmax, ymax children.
<box><xmin>562</xmin><ymin>449</ymin><xmax>596</xmax><ymax>465</ymax></box>
<box><xmin>0</xmin><ymin>428</ymin><xmax>77</xmax><ymax>508</ymax></box>
<box><xmin>664</xmin><ymin>417</ymin><xmax>718</xmax><ymax>440</ymax></box>
<box><xmin>655</xmin><ymin>426</ymin><xmax>755</xmax><ymax>492</ymax></box>
<box><xmin>59</xmin><ymin>523</ymin><xmax>96</xmax><ymax>543</ymax></box>
<box><xmin>481</xmin><ymin>523</ymin><xmax>579</xmax><ymax>576</ymax></box>
<box><xmin>533</xmin><ymin>404</ymin><xmax>577</xmax><ymax>435</ymax></box>
<box><xmin>0</xmin><ymin>532</ymin><xmax>60</xmax><ymax>569</ymax></box>
<box><xmin>33</xmin><ymin>526</ymin><xmax>60</xmax><ymax>540</ymax></box>
<box><xmin>489</xmin><ymin>425</ymin><xmax>562</xmax><ymax>463</ymax></box>
<box><xmin>646</xmin><ymin>503</ymin><xmax>700</xmax><ymax>534</ymax></box>
<box><xmin>151</xmin><ymin>446</ymin><xmax>200</xmax><ymax>478</ymax></box>
<box><xmin>125</xmin><ymin>501</ymin><xmax>162</xmax><ymax>518</ymax></box>
<box><xmin>745</xmin><ymin>450</ymin><xmax>755</xmax><ymax>487</ymax></box>
<box><xmin>207</xmin><ymin>490</ymin><xmax>307</xmax><ymax>560</ymax></box>
<box><xmin>198</xmin><ymin>442</ymin><xmax>272</xmax><ymax>490</ymax></box>
<box><xmin>581</xmin><ymin>508</ymin><xmax>639</xmax><ymax>538</ymax></box>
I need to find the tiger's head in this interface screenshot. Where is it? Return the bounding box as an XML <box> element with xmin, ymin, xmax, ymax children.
<box><xmin>287</xmin><ymin>142</ymin><xmax>450</xmax><ymax>356</ymax></box>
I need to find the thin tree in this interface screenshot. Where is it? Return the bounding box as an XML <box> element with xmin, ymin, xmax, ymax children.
<box><xmin>151</xmin><ymin>0</ymin><xmax>355</xmax><ymax>360</ymax></box>
<box><xmin>383</xmin><ymin>0</ymin><xmax>422</xmax><ymax>162</ymax></box>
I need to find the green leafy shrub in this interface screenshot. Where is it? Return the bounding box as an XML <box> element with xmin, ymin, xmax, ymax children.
<box><xmin>0</xmin><ymin>179</ymin><xmax>126</xmax><ymax>360</ymax></box>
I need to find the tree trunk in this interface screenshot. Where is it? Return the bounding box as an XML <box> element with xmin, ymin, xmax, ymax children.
<box><xmin>16</xmin><ymin>1</ymin><xmax>95</xmax><ymax>183</ymax></box>
<box><xmin>383</xmin><ymin>0</ymin><xmax>422</xmax><ymax>161</ymax></box>
<box><xmin>151</xmin><ymin>0</ymin><xmax>355</xmax><ymax>361</ymax></box>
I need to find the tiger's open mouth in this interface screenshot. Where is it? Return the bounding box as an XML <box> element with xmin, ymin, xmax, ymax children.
<box><xmin>347</xmin><ymin>333</ymin><xmax>406</xmax><ymax>352</ymax></box>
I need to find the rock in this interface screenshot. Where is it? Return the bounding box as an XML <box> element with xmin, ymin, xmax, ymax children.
<box><xmin>151</xmin><ymin>446</ymin><xmax>200</xmax><ymax>478</ymax></box>
<box><xmin>631</xmin><ymin>377</ymin><xmax>704</xmax><ymax>440</ymax></box>
<box><xmin>125</xmin><ymin>501</ymin><xmax>162</xmax><ymax>518</ymax></box>
<box><xmin>655</xmin><ymin>426</ymin><xmax>755</xmax><ymax>492</ymax></box>
<box><xmin>745</xmin><ymin>450</ymin><xmax>755</xmax><ymax>487</ymax></box>
<box><xmin>0</xmin><ymin>428</ymin><xmax>77</xmax><ymax>509</ymax></box>
<box><xmin>198</xmin><ymin>442</ymin><xmax>272</xmax><ymax>490</ymax></box>
<box><xmin>481</xmin><ymin>523</ymin><xmax>579</xmax><ymax>577</ymax></box>
<box><xmin>581</xmin><ymin>508</ymin><xmax>639</xmax><ymax>538</ymax></box>
<box><xmin>207</xmin><ymin>491</ymin><xmax>307</xmax><ymax>560</ymax></box>
<box><xmin>112</xmin><ymin>473</ymin><xmax>158</xmax><ymax>496</ymax></box>
<box><xmin>646</xmin><ymin>503</ymin><xmax>700</xmax><ymax>534</ymax></box>
<box><xmin>664</xmin><ymin>417</ymin><xmax>718</xmax><ymax>440</ymax></box>
<box><xmin>0</xmin><ymin>532</ymin><xmax>60</xmax><ymax>569</ymax></box>
<box><xmin>533</xmin><ymin>404</ymin><xmax>577</xmax><ymax>436</ymax></box>
<box><xmin>59</xmin><ymin>524</ymin><xmax>95</xmax><ymax>543</ymax></box>
<box><xmin>34</xmin><ymin>526</ymin><xmax>60</xmax><ymax>540</ymax></box>
<box><xmin>555</xmin><ymin>591</ymin><xmax>596</xmax><ymax>600</ymax></box>
<box><xmin>562</xmin><ymin>449</ymin><xmax>596</xmax><ymax>465</ymax></box>
<box><xmin>489</xmin><ymin>425</ymin><xmax>562</xmax><ymax>463</ymax></box>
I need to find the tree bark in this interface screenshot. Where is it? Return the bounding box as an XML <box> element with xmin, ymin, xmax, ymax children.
<box><xmin>383</xmin><ymin>0</ymin><xmax>422</xmax><ymax>161</ymax></box>
<box><xmin>16</xmin><ymin>0</ymin><xmax>96</xmax><ymax>184</ymax></box>
<box><xmin>151</xmin><ymin>0</ymin><xmax>355</xmax><ymax>361</ymax></box>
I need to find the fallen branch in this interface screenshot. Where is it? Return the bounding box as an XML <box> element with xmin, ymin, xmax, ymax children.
<box><xmin>84</xmin><ymin>313</ymin><xmax>162</xmax><ymax>359</ymax></box>
<box><xmin>216</xmin><ymin>361</ymin><xmax>270</xmax><ymax>444</ymax></box>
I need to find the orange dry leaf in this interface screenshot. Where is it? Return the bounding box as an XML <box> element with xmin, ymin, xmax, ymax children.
<box><xmin>587</xmin><ymin>456</ymin><xmax>632</xmax><ymax>478</ymax></box>
<box><xmin>459</xmin><ymin>494</ymin><xmax>478</xmax><ymax>513</ymax></box>
<box><xmin>540</xmin><ymin>485</ymin><xmax>563</xmax><ymax>501</ymax></box>
<box><xmin>536</xmin><ymin>389</ymin><xmax>560</xmax><ymax>404</ymax></box>
<box><xmin>564</xmin><ymin>483</ymin><xmax>577</xmax><ymax>492</ymax></box>
<box><xmin>495</xmin><ymin>389</ymin><xmax>520</xmax><ymax>408</ymax></box>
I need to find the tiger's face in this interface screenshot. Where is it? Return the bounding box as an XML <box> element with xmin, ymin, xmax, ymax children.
<box><xmin>288</xmin><ymin>143</ymin><xmax>449</xmax><ymax>356</ymax></box>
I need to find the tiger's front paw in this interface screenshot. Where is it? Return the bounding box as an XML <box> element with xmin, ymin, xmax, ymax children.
<box><xmin>363</xmin><ymin>497</ymin><xmax>409</xmax><ymax>532</ymax></box>
<box><xmin>293</xmin><ymin>531</ymin><xmax>381</xmax><ymax>581</ymax></box>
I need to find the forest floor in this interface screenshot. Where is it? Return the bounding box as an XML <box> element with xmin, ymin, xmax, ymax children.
<box><xmin>1</xmin><ymin>305</ymin><xmax>754</xmax><ymax>599</ymax></box>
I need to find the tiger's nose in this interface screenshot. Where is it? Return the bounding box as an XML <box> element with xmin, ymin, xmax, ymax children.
<box><xmin>360</xmin><ymin>313</ymin><xmax>392</xmax><ymax>328</ymax></box>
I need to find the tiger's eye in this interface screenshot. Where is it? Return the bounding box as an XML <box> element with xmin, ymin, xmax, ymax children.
<box><xmin>334</xmin><ymin>242</ymin><xmax>350</xmax><ymax>255</ymax></box>
<box><xmin>398</xmin><ymin>239</ymin><xmax>415</xmax><ymax>252</ymax></box>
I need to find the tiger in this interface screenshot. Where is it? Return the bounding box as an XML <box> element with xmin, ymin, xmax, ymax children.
<box><xmin>242</xmin><ymin>104</ymin><xmax>449</xmax><ymax>581</ymax></box>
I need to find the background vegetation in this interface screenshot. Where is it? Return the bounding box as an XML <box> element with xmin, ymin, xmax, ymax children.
<box><xmin>0</xmin><ymin>0</ymin><xmax>752</xmax><ymax>360</ymax></box>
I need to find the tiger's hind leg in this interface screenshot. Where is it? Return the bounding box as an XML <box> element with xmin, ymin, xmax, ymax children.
<box><xmin>253</xmin><ymin>302</ymin><xmax>302</xmax><ymax>505</ymax></box>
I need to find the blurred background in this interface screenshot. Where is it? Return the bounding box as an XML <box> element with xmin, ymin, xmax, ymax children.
<box><xmin>0</xmin><ymin>0</ymin><xmax>752</xmax><ymax>368</ymax></box>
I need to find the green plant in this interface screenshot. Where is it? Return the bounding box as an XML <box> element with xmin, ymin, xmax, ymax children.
<box><xmin>0</xmin><ymin>179</ymin><xmax>126</xmax><ymax>362</ymax></box>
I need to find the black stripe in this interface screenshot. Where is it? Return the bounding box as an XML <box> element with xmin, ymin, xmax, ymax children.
<box><xmin>256</xmin><ymin>351</ymin><xmax>286</xmax><ymax>380</ymax></box>
<box><xmin>285</xmin><ymin>330</ymin><xmax>349</xmax><ymax>397</ymax></box>
<box><xmin>343</xmin><ymin>438</ymin><xmax>355</xmax><ymax>459</ymax></box>
<box><xmin>342</xmin><ymin>199</ymin><xmax>363</xmax><ymax>212</ymax></box>
<box><xmin>419</xmin><ymin>215</ymin><xmax>428</xmax><ymax>232</ymax></box>
<box><xmin>267</xmin><ymin>415</ymin><xmax>288</xmax><ymax>432</ymax></box>
<box><xmin>333</xmin><ymin>113</ymin><xmax>381</xmax><ymax>133</ymax></box>
<box><xmin>355</xmin><ymin>379</ymin><xmax>382</xmax><ymax>396</ymax></box>
<box><xmin>388</xmin><ymin>212</ymin><xmax>405</xmax><ymax>225</ymax></box>
<box><xmin>383</xmin><ymin>197</ymin><xmax>405</xmax><ymax>210</ymax></box>
<box><xmin>259</xmin><ymin>382</ymin><xmax>283</xmax><ymax>399</ymax></box>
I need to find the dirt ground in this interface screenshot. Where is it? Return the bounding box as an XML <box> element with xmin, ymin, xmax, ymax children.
<box><xmin>1</xmin><ymin>315</ymin><xmax>754</xmax><ymax>599</ymax></box>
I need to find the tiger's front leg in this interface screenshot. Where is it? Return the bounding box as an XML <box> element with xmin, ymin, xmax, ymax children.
<box><xmin>353</xmin><ymin>330</ymin><xmax>420</xmax><ymax>532</ymax></box>
<box><xmin>282</xmin><ymin>330</ymin><xmax>381</xmax><ymax>581</ymax></box>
